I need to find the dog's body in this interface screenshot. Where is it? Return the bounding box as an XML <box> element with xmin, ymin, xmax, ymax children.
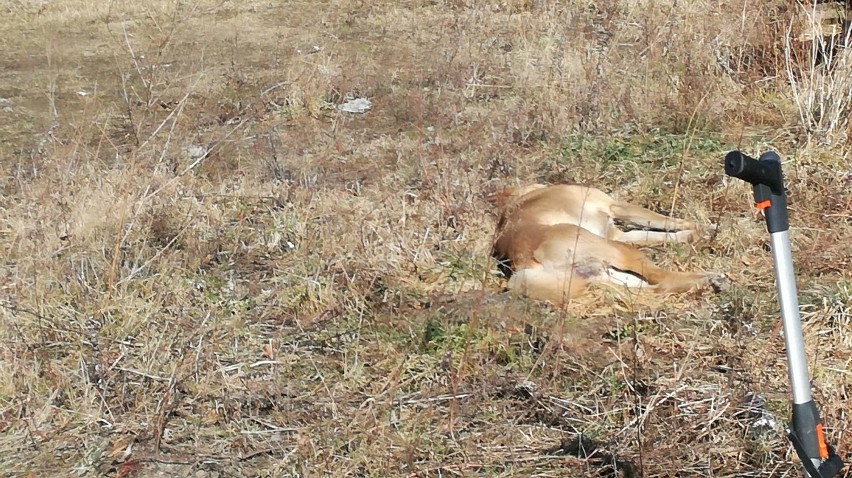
<box><xmin>491</xmin><ymin>184</ymin><xmax>725</xmax><ymax>304</ymax></box>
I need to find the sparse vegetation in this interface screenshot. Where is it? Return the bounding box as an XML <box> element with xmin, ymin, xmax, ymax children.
<box><xmin>1</xmin><ymin>1</ymin><xmax>850</xmax><ymax>477</ymax></box>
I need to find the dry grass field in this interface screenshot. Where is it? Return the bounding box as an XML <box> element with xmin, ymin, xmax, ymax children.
<box><xmin>1</xmin><ymin>0</ymin><xmax>851</xmax><ymax>476</ymax></box>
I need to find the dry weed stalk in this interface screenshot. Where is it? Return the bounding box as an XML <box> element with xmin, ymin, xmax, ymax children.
<box><xmin>785</xmin><ymin>1</ymin><xmax>852</xmax><ymax>145</ymax></box>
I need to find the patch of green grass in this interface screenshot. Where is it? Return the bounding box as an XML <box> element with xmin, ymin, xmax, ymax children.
<box><xmin>540</xmin><ymin>131</ymin><xmax>727</xmax><ymax>185</ymax></box>
<box><xmin>561</xmin><ymin>131</ymin><xmax>724</xmax><ymax>167</ymax></box>
<box><xmin>420</xmin><ymin>320</ymin><xmax>483</xmax><ymax>354</ymax></box>
<box><xmin>604</xmin><ymin>318</ymin><xmax>659</xmax><ymax>341</ymax></box>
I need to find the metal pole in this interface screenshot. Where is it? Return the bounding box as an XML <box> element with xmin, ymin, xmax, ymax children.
<box><xmin>770</xmin><ymin>230</ymin><xmax>823</xmax><ymax>475</ymax></box>
<box><xmin>769</xmin><ymin>230</ymin><xmax>812</xmax><ymax>406</ymax></box>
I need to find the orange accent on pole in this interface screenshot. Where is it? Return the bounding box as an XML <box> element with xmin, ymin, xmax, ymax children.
<box><xmin>816</xmin><ymin>423</ymin><xmax>830</xmax><ymax>460</ymax></box>
<box><xmin>755</xmin><ymin>200</ymin><xmax>771</xmax><ymax>211</ymax></box>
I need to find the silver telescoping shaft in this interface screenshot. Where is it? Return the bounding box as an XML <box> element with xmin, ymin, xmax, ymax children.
<box><xmin>770</xmin><ymin>230</ymin><xmax>812</xmax><ymax>406</ymax></box>
<box><xmin>771</xmin><ymin>230</ymin><xmax>824</xmax><ymax>476</ymax></box>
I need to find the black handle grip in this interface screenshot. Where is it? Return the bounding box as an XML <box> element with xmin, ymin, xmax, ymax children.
<box><xmin>724</xmin><ymin>150</ymin><xmax>789</xmax><ymax>233</ymax></box>
<box><xmin>724</xmin><ymin>151</ymin><xmax>784</xmax><ymax>195</ymax></box>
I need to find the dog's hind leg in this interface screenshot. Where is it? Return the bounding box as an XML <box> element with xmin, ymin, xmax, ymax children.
<box><xmin>608</xmin><ymin>201</ymin><xmax>696</xmax><ymax>232</ymax></box>
<box><xmin>589</xmin><ymin>239</ymin><xmax>726</xmax><ymax>294</ymax></box>
<box><xmin>609</xmin><ymin>229</ymin><xmax>700</xmax><ymax>245</ymax></box>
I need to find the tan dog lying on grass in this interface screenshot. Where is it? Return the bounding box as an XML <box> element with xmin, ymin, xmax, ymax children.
<box><xmin>491</xmin><ymin>184</ymin><xmax>727</xmax><ymax>304</ymax></box>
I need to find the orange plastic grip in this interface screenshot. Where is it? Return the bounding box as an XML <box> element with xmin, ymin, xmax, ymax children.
<box><xmin>755</xmin><ymin>200</ymin><xmax>771</xmax><ymax>211</ymax></box>
<box><xmin>816</xmin><ymin>423</ymin><xmax>830</xmax><ymax>460</ymax></box>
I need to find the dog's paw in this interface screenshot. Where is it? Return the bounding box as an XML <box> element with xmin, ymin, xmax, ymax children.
<box><xmin>684</xmin><ymin>224</ymin><xmax>718</xmax><ymax>243</ymax></box>
<box><xmin>700</xmin><ymin>223</ymin><xmax>719</xmax><ymax>240</ymax></box>
<box><xmin>706</xmin><ymin>272</ymin><xmax>729</xmax><ymax>292</ymax></box>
